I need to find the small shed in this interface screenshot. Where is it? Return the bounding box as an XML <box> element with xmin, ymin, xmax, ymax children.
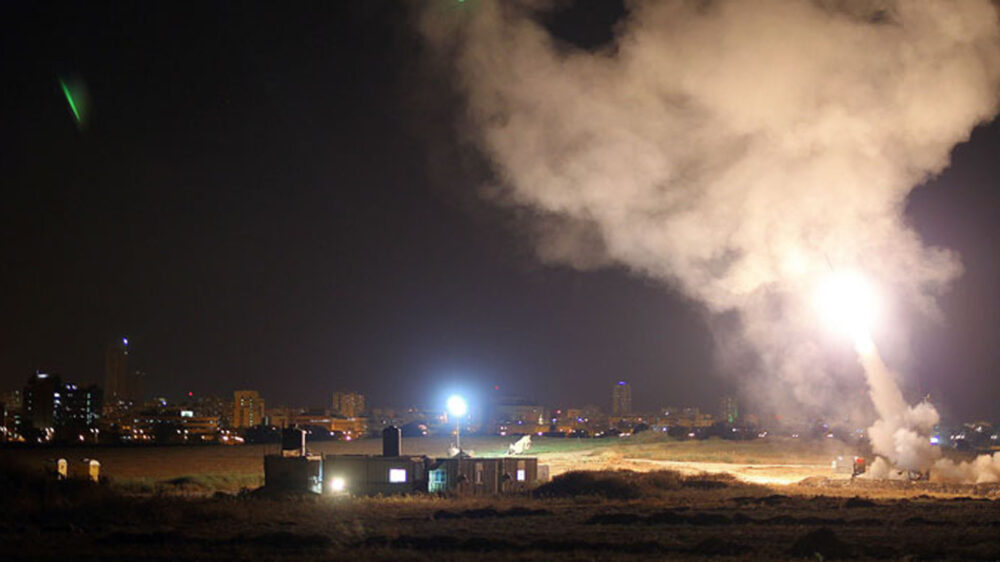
<box><xmin>323</xmin><ymin>454</ymin><xmax>427</xmax><ymax>496</ymax></box>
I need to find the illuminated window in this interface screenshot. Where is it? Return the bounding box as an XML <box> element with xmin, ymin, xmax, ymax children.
<box><xmin>389</xmin><ymin>468</ymin><xmax>406</xmax><ymax>483</ymax></box>
<box><xmin>516</xmin><ymin>469</ymin><xmax>526</xmax><ymax>482</ymax></box>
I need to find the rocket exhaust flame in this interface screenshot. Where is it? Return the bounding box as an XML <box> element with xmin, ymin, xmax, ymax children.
<box><xmin>813</xmin><ymin>270</ymin><xmax>878</xmax><ymax>351</ymax></box>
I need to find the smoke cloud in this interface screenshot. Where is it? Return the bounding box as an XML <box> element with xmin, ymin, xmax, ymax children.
<box><xmin>859</xmin><ymin>344</ymin><xmax>941</xmax><ymax>472</ymax></box>
<box><xmin>420</xmin><ymin>1</ymin><xmax>1000</xmax><ymax>479</ymax></box>
<box><xmin>858</xmin><ymin>344</ymin><xmax>999</xmax><ymax>482</ymax></box>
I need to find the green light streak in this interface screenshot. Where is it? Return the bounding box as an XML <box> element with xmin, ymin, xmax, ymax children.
<box><xmin>60</xmin><ymin>79</ymin><xmax>81</xmax><ymax>124</ymax></box>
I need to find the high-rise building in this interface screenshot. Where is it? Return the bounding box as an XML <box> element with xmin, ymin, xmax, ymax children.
<box><xmin>60</xmin><ymin>383</ymin><xmax>102</xmax><ymax>429</ymax></box>
<box><xmin>233</xmin><ymin>390</ymin><xmax>265</xmax><ymax>428</ymax></box>
<box><xmin>612</xmin><ymin>381</ymin><xmax>632</xmax><ymax>416</ymax></box>
<box><xmin>21</xmin><ymin>374</ymin><xmax>100</xmax><ymax>433</ymax></box>
<box><xmin>331</xmin><ymin>391</ymin><xmax>365</xmax><ymax>418</ymax></box>
<box><xmin>719</xmin><ymin>396</ymin><xmax>739</xmax><ymax>424</ymax></box>
<box><xmin>128</xmin><ymin>370</ymin><xmax>145</xmax><ymax>404</ymax></box>
<box><xmin>23</xmin><ymin>372</ymin><xmax>61</xmax><ymax>429</ymax></box>
<box><xmin>104</xmin><ymin>337</ymin><xmax>136</xmax><ymax>406</ymax></box>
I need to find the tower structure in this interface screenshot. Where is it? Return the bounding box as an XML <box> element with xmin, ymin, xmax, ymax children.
<box><xmin>612</xmin><ymin>381</ymin><xmax>632</xmax><ymax>416</ymax></box>
<box><xmin>103</xmin><ymin>337</ymin><xmax>129</xmax><ymax>407</ymax></box>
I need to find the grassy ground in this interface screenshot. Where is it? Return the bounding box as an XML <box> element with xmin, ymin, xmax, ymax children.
<box><xmin>599</xmin><ymin>432</ymin><xmax>856</xmax><ymax>464</ymax></box>
<box><xmin>1</xmin><ymin>433</ymin><xmax>859</xmax><ymax>494</ymax></box>
<box><xmin>4</xmin><ymin>433</ymin><xmax>985</xmax><ymax>495</ymax></box>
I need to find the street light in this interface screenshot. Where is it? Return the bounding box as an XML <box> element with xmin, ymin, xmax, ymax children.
<box><xmin>446</xmin><ymin>395</ymin><xmax>467</xmax><ymax>455</ymax></box>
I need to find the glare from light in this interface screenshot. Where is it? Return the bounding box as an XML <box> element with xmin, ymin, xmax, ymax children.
<box><xmin>330</xmin><ymin>477</ymin><xmax>346</xmax><ymax>492</ymax></box>
<box><xmin>814</xmin><ymin>270</ymin><xmax>879</xmax><ymax>348</ymax></box>
<box><xmin>446</xmin><ymin>395</ymin><xmax>467</xmax><ymax>417</ymax></box>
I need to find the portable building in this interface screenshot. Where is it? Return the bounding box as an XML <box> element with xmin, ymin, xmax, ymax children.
<box><xmin>427</xmin><ymin>457</ymin><xmax>541</xmax><ymax>495</ymax></box>
<box><xmin>322</xmin><ymin>454</ymin><xmax>427</xmax><ymax>496</ymax></box>
<box><xmin>427</xmin><ymin>457</ymin><xmax>501</xmax><ymax>496</ymax></box>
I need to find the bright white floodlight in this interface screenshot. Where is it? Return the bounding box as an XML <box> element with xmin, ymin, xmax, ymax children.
<box><xmin>814</xmin><ymin>271</ymin><xmax>878</xmax><ymax>348</ymax></box>
<box><xmin>446</xmin><ymin>395</ymin><xmax>468</xmax><ymax>417</ymax></box>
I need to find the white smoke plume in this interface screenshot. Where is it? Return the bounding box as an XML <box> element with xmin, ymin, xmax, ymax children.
<box><xmin>859</xmin><ymin>344</ymin><xmax>940</xmax><ymax>472</ymax></box>
<box><xmin>420</xmin><ymin>1</ymin><xmax>1000</xmax><ymax>480</ymax></box>
<box><xmin>858</xmin><ymin>323</ymin><xmax>999</xmax><ymax>483</ymax></box>
<box><xmin>933</xmin><ymin>451</ymin><xmax>1000</xmax><ymax>484</ymax></box>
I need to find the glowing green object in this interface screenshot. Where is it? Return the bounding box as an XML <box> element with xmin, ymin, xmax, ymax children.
<box><xmin>60</xmin><ymin>79</ymin><xmax>81</xmax><ymax>124</ymax></box>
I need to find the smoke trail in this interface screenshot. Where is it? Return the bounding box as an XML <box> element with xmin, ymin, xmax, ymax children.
<box><xmin>420</xmin><ymin>2</ymin><xmax>1000</xmax><ymax>479</ymax></box>
<box><xmin>857</xmin><ymin>342</ymin><xmax>940</xmax><ymax>473</ymax></box>
<box><xmin>857</xmin><ymin>342</ymin><xmax>1000</xmax><ymax>483</ymax></box>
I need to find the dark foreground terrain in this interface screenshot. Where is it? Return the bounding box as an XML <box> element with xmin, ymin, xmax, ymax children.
<box><xmin>2</xmin><ymin>461</ymin><xmax>998</xmax><ymax>561</ymax></box>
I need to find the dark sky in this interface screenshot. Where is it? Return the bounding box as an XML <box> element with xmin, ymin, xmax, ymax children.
<box><xmin>1</xmin><ymin>2</ymin><xmax>998</xmax><ymax>420</ymax></box>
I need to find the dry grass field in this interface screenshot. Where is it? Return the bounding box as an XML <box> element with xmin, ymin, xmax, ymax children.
<box><xmin>2</xmin><ymin>436</ymin><xmax>998</xmax><ymax>560</ymax></box>
<box><xmin>1</xmin><ymin>433</ymin><xmax>859</xmax><ymax>492</ymax></box>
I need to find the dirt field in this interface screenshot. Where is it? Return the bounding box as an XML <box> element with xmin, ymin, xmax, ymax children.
<box><xmin>1</xmin><ymin>466</ymin><xmax>998</xmax><ymax>560</ymax></box>
<box><xmin>2</xmin><ymin>436</ymin><xmax>998</xmax><ymax>560</ymax></box>
<box><xmin>1</xmin><ymin>433</ymin><xmax>857</xmax><ymax>491</ymax></box>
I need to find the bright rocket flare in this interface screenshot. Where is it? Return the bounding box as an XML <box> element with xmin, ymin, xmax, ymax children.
<box><xmin>813</xmin><ymin>270</ymin><xmax>878</xmax><ymax>351</ymax></box>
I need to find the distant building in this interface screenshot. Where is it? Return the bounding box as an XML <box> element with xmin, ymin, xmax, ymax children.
<box><xmin>658</xmin><ymin>406</ymin><xmax>714</xmax><ymax>429</ymax></box>
<box><xmin>0</xmin><ymin>389</ymin><xmax>22</xmax><ymax>411</ymax></box>
<box><xmin>488</xmin><ymin>394</ymin><xmax>546</xmax><ymax>434</ymax></box>
<box><xmin>291</xmin><ymin>412</ymin><xmax>367</xmax><ymax>437</ymax></box>
<box><xmin>103</xmin><ymin>338</ymin><xmax>144</xmax><ymax>410</ymax></box>
<box><xmin>191</xmin><ymin>395</ymin><xmax>233</xmax><ymax>428</ymax></box>
<box><xmin>103</xmin><ymin>338</ymin><xmax>128</xmax><ymax>405</ymax></box>
<box><xmin>719</xmin><ymin>396</ymin><xmax>739</xmax><ymax>424</ymax></box>
<box><xmin>266</xmin><ymin>406</ymin><xmax>298</xmax><ymax>429</ymax></box>
<box><xmin>21</xmin><ymin>374</ymin><xmax>101</xmax><ymax>441</ymax></box>
<box><xmin>23</xmin><ymin>372</ymin><xmax>61</xmax><ymax>430</ymax></box>
<box><xmin>60</xmin><ymin>382</ymin><xmax>102</xmax><ymax>429</ymax></box>
<box><xmin>233</xmin><ymin>390</ymin><xmax>265</xmax><ymax>428</ymax></box>
<box><xmin>125</xmin><ymin>409</ymin><xmax>220</xmax><ymax>443</ymax></box>
<box><xmin>0</xmin><ymin>389</ymin><xmax>22</xmax><ymax>440</ymax></box>
<box><xmin>331</xmin><ymin>391</ymin><xmax>365</xmax><ymax>418</ymax></box>
<box><xmin>612</xmin><ymin>381</ymin><xmax>632</xmax><ymax>416</ymax></box>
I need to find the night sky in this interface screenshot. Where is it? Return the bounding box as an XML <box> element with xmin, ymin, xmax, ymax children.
<box><xmin>1</xmin><ymin>2</ymin><xmax>998</xmax><ymax>419</ymax></box>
